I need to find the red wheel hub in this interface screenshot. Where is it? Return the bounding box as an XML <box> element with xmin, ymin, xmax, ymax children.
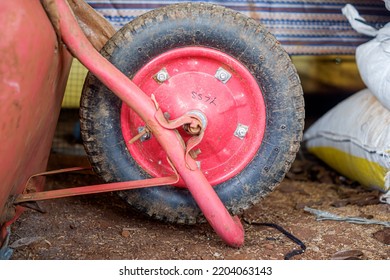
<box><xmin>121</xmin><ymin>47</ymin><xmax>266</xmax><ymax>186</ymax></box>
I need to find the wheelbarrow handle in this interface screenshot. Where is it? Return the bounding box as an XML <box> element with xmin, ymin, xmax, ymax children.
<box><xmin>51</xmin><ymin>0</ymin><xmax>244</xmax><ymax>247</ymax></box>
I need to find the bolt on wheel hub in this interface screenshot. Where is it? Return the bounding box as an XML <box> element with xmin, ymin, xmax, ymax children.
<box><xmin>121</xmin><ymin>47</ymin><xmax>266</xmax><ymax>186</ymax></box>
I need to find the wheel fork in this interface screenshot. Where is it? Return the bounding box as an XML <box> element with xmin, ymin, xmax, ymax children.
<box><xmin>35</xmin><ymin>0</ymin><xmax>244</xmax><ymax>247</ymax></box>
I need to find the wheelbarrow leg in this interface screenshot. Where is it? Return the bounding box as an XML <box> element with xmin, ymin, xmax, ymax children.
<box><xmin>178</xmin><ymin>167</ymin><xmax>244</xmax><ymax>247</ymax></box>
<box><xmin>51</xmin><ymin>0</ymin><xmax>244</xmax><ymax>247</ymax></box>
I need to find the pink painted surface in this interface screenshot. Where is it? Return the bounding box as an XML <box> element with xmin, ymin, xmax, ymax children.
<box><xmin>0</xmin><ymin>0</ymin><xmax>72</xmax><ymax>223</ymax></box>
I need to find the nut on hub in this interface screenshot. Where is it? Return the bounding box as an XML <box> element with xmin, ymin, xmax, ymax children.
<box><xmin>215</xmin><ymin>67</ymin><xmax>232</xmax><ymax>84</ymax></box>
<box><xmin>155</xmin><ymin>68</ymin><xmax>169</xmax><ymax>83</ymax></box>
<box><xmin>234</xmin><ymin>123</ymin><xmax>249</xmax><ymax>139</ymax></box>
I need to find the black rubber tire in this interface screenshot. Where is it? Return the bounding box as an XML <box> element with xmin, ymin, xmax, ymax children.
<box><xmin>80</xmin><ymin>3</ymin><xmax>304</xmax><ymax>224</ymax></box>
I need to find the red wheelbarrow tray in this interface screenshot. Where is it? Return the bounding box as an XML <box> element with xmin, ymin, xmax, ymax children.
<box><xmin>0</xmin><ymin>0</ymin><xmax>72</xmax><ymax>244</ymax></box>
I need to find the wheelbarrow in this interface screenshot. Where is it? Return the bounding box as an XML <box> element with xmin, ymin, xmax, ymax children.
<box><xmin>0</xmin><ymin>0</ymin><xmax>304</xmax><ymax>257</ymax></box>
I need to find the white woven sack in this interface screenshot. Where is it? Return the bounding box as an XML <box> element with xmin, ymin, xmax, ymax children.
<box><xmin>304</xmin><ymin>89</ymin><xmax>390</xmax><ymax>192</ymax></box>
<box><xmin>342</xmin><ymin>2</ymin><xmax>390</xmax><ymax>110</ymax></box>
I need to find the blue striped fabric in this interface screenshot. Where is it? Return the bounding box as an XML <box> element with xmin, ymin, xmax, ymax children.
<box><xmin>86</xmin><ymin>0</ymin><xmax>390</xmax><ymax>55</ymax></box>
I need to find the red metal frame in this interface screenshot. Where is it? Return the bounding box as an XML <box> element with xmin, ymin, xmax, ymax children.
<box><xmin>13</xmin><ymin>166</ymin><xmax>178</xmax><ymax>204</ymax></box>
<box><xmin>0</xmin><ymin>0</ymin><xmax>72</xmax><ymax>251</ymax></box>
<box><xmin>22</xmin><ymin>0</ymin><xmax>244</xmax><ymax>247</ymax></box>
<box><xmin>1</xmin><ymin>0</ymin><xmax>248</xmax><ymax>248</ymax></box>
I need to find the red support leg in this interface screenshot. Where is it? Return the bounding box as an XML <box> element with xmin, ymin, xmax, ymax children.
<box><xmin>51</xmin><ymin>0</ymin><xmax>244</xmax><ymax>247</ymax></box>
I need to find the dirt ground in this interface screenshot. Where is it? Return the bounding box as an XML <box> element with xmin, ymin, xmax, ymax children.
<box><xmin>8</xmin><ymin>150</ymin><xmax>390</xmax><ymax>260</ymax></box>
